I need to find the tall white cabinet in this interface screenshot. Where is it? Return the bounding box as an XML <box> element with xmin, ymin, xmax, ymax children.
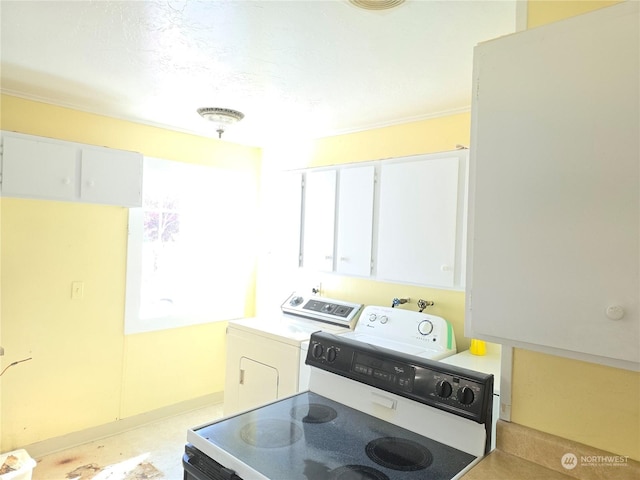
<box><xmin>466</xmin><ymin>2</ymin><xmax>639</xmax><ymax>370</ymax></box>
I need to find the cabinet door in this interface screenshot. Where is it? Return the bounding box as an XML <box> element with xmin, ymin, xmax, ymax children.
<box><xmin>238</xmin><ymin>357</ymin><xmax>279</xmax><ymax>412</ymax></box>
<box><xmin>302</xmin><ymin>169</ymin><xmax>336</xmax><ymax>271</ymax></box>
<box><xmin>2</xmin><ymin>135</ymin><xmax>77</xmax><ymax>200</ymax></box>
<box><xmin>81</xmin><ymin>148</ymin><xmax>142</xmax><ymax>207</ymax></box>
<box><xmin>467</xmin><ymin>2</ymin><xmax>639</xmax><ymax>369</ymax></box>
<box><xmin>376</xmin><ymin>156</ymin><xmax>459</xmax><ymax>287</ymax></box>
<box><xmin>336</xmin><ymin>165</ymin><xmax>375</xmax><ymax>276</ymax></box>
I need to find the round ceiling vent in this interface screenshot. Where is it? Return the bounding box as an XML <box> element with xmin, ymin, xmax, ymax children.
<box><xmin>348</xmin><ymin>0</ymin><xmax>405</xmax><ymax>10</ymax></box>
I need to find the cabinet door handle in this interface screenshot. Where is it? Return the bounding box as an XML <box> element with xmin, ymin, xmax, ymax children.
<box><xmin>239</xmin><ymin>369</ymin><xmax>245</xmax><ymax>385</ymax></box>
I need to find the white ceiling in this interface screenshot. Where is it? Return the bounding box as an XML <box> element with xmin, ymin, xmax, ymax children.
<box><xmin>0</xmin><ymin>1</ymin><xmax>517</xmax><ymax>146</ymax></box>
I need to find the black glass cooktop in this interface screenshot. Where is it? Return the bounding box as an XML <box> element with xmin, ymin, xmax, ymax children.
<box><xmin>192</xmin><ymin>392</ymin><xmax>476</xmax><ymax>480</ymax></box>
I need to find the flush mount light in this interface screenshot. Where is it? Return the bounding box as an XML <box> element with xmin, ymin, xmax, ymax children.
<box><xmin>197</xmin><ymin>107</ymin><xmax>245</xmax><ymax>139</ymax></box>
<box><xmin>348</xmin><ymin>0</ymin><xmax>405</xmax><ymax>10</ymax></box>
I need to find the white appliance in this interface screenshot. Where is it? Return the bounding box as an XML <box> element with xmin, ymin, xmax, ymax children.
<box><xmin>185</xmin><ymin>331</ymin><xmax>494</xmax><ymax>480</ymax></box>
<box><xmin>441</xmin><ymin>349</ymin><xmax>501</xmax><ymax>450</ymax></box>
<box><xmin>343</xmin><ymin>305</ymin><xmax>457</xmax><ymax>359</ymax></box>
<box><xmin>223</xmin><ymin>293</ymin><xmax>362</xmax><ymax>416</ymax></box>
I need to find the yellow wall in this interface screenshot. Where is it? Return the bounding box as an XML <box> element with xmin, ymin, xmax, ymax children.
<box><xmin>527</xmin><ymin>0</ymin><xmax>622</xmax><ymax>28</ymax></box>
<box><xmin>0</xmin><ymin>95</ymin><xmax>261</xmax><ymax>449</ymax></box>
<box><xmin>508</xmin><ymin>0</ymin><xmax>639</xmax><ymax>460</ymax></box>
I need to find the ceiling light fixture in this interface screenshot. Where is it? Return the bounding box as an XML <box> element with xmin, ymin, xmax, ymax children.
<box><xmin>197</xmin><ymin>107</ymin><xmax>245</xmax><ymax>139</ymax></box>
<box><xmin>348</xmin><ymin>0</ymin><xmax>405</xmax><ymax>10</ymax></box>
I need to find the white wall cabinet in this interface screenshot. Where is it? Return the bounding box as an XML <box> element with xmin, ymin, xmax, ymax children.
<box><xmin>466</xmin><ymin>2</ymin><xmax>639</xmax><ymax>370</ymax></box>
<box><xmin>376</xmin><ymin>154</ymin><xmax>462</xmax><ymax>288</ymax></box>
<box><xmin>302</xmin><ymin>166</ymin><xmax>376</xmax><ymax>277</ymax></box>
<box><xmin>302</xmin><ymin>169</ymin><xmax>337</xmax><ymax>272</ymax></box>
<box><xmin>297</xmin><ymin>151</ymin><xmax>467</xmax><ymax>289</ymax></box>
<box><xmin>1</xmin><ymin>131</ymin><xmax>142</xmax><ymax>207</ymax></box>
<box><xmin>335</xmin><ymin>165</ymin><xmax>375</xmax><ymax>277</ymax></box>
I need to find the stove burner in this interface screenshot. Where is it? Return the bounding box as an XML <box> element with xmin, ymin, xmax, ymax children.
<box><xmin>329</xmin><ymin>465</ymin><xmax>390</xmax><ymax>480</ymax></box>
<box><xmin>365</xmin><ymin>437</ymin><xmax>433</xmax><ymax>471</ymax></box>
<box><xmin>291</xmin><ymin>403</ymin><xmax>338</xmax><ymax>424</ymax></box>
<box><xmin>239</xmin><ymin>419</ymin><xmax>303</xmax><ymax>448</ymax></box>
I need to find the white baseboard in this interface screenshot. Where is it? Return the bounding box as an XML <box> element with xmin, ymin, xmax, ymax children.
<box><xmin>21</xmin><ymin>392</ymin><xmax>223</xmax><ymax>459</ymax></box>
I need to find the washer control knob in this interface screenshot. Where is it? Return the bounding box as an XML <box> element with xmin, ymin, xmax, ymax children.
<box><xmin>418</xmin><ymin>320</ymin><xmax>434</xmax><ymax>335</ymax></box>
<box><xmin>327</xmin><ymin>347</ymin><xmax>337</xmax><ymax>363</ymax></box>
<box><xmin>379</xmin><ymin>315</ymin><xmax>389</xmax><ymax>324</ymax></box>
<box><xmin>312</xmin><ymin>343</ymin><xmax>324</xmax><ymax>359</ymax></box>
<box><xmin>457</xmin><ymin>386</ymin><xmax>475</xmax><ymax>405</ymax></box>
<box><xmin>435</xmin><ymin>380</ymin><xmax>452</xmax><ymax>398</ymax></box>
<box><xmin>368</xmin><ymin>313</ymin><xmax>377</xmax><ymax>322</ymax></box>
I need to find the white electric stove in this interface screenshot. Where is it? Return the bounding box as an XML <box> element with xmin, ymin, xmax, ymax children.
<box><xmin>299</xmin><ymin>305</ymin><xmax>457</xmax><ymax>387</ymax></box>
<box><xmin>185</xmin><ymin>331</ymin><xmax>494</xmax><ymax>480</ymax></box>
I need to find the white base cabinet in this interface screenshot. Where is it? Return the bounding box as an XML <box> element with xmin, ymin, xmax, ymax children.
<box><xmin>1</xmin><ymin>131</ymin><xmax>142</xmax><ymax>207</ymax></box>
<box><xmin>466</xmin><ymin>2</ymin><xmax>639</xmax><ymax>370</ymax></box>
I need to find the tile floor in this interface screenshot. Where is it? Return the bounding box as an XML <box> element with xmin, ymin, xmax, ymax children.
<box><xmin>31</xmin><ymin>403</ymin><xmax>223</xmax><ymax>480</ymax></box>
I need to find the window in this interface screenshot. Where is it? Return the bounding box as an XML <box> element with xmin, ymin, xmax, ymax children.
<box><xmin>124</xmin><ymin>157</ymin><xmax>257</xmax><ymax>334</ymax></box>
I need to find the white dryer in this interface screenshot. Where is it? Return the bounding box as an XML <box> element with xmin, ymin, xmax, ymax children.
<box><xmin>223</xmin><ymin>293</ymin><xmax>362</xmax><ymax>416</ymax></box>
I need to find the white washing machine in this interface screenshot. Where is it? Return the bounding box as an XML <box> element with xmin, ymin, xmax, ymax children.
<box><xmin>223</xmin><ymin>293</ymin><xmax>362</xmax><ymax>416</ymax></box>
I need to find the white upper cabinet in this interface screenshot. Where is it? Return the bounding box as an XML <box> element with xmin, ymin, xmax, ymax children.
<box><xmin>466</xmin><ymin>2</ymin><xmax>639</xmax><ymax>370</ymax></box>
<box><xmin>376</xmin><ymin>154</ymin><xmax>463</xmax><ymax>288</ymax></box>
<box><xmin>298</xmin><ymin>151</ymin><xmax>467</xmax><ymax>289</ymax></box>
<box><xmin>302</xmin><ymin>165</ymin><xmax>376</xmax><ymax>276</ymax></box>
<box><xmin>2</xmin><ymin>134</ymin><xmax>77</xmax><ymax>201</ymax></box>
<box><xmin>81</xmin><ymin>147</ymin><xmax>142</xmax><ymax>206</ymax></box>
<box><xmin>302</xmin><ymin>169</ymin><xmax>337</xmax><ymax>272</ymax></box>
<box><xmin>1</xmin><ymin>131</ymin><xmax>142</xmax><ymax>207</ymax></box>
<box><xmin>336</xmin><ymin>165</ymin><xmax>375</xmax><ymax>277</ymax></box>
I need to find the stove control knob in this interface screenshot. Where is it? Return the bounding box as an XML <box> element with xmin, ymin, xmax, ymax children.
<box><xmin>326</xmin><ymin>347</ymin><xmax>337</xmax><ymax>363</ymax></box>
<box><xmin>312</xmin><ymin>343</ymin><xmax>324</xmax><ymax>359</ymax></box>
<box><xmin>379</xmin><ymin>315</ymin><xmax>389</xmax><ymax>324</ymax></box>
<box><xmin>368</xmin><ymin>313</ymin><xmax>377</xmax><ymax>322</ymax></box>
<box><xmin>457</xmin><ymin>386</ymin><xmax>475</xmax><ymax>405</ymax></box>
<box><xmin>435</xmin><ymin>380</ymin><xmax>452</xmax><ymax>398</ymax></box>
<box><xmin>418</xmin><ymin>320</ymin><xmax>434</xmax><ymax>335</ymax></box>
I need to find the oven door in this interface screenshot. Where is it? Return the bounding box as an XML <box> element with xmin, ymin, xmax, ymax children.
<box><xmin>183</xmin><ymin>444</ymin><xmax>244</xmax><ymax>480</ymax></box>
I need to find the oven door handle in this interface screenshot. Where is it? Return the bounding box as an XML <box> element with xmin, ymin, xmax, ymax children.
<box><xmin>183</xmin><ymin>452</ymin><xmax>243</xmax><ymax>480</ymax></box>
<box><xmin>371</xmin><ymin>392</ymin><xmax>397</xmax><ymax>410</ymax></box>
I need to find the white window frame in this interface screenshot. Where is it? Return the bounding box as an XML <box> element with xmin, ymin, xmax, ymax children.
<box><xmin>124</xmin><ymin>156</ymin><xmax>257</xmax><ymax>335</ymax></box>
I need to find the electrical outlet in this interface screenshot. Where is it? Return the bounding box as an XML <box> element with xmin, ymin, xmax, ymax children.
<box><xmin>71</xmin><ymin>281</ymin><xmax>84</xmax><ymax>300</ymax></box>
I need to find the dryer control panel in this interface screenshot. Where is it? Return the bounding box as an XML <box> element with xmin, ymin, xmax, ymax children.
<box><xmin>281</xmin><ymin>293</ymin><xmax>362</xmax><ymax>328</ymax></box>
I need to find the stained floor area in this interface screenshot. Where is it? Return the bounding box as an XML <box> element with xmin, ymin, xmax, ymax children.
<box><xmin>32</xmin><ymin>403</ymin><xmax>223</xmax><ymax>480</ymax></box>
